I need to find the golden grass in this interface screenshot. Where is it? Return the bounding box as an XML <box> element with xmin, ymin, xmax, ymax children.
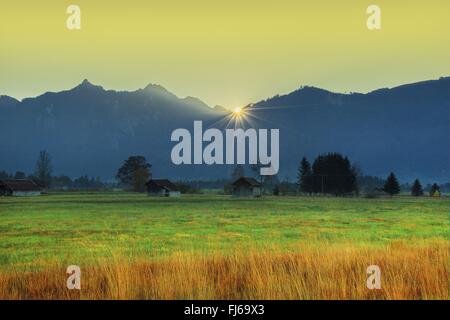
<box><xmin>0</xmin><ymin>241</ymin><xmax>448</xmax><ymax>300</ymax></box>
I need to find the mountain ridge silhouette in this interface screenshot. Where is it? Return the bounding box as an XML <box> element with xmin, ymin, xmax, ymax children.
<box><xmin>0</xmin><ymin>77</ymin><xmax>448</xmax><ymax>182</ymax></box>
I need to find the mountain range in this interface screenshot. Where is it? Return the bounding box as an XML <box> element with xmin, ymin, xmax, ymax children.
<box><xmin>0</xmin><ymin>77</ymin><xmax>449</xmax><ymax>182</ymax></box>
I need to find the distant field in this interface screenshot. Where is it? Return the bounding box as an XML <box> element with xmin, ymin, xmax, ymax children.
<box><xmin>0</xmin><ymin>192</ymin><xmax>448</xmax><ymax>299</ymax></box>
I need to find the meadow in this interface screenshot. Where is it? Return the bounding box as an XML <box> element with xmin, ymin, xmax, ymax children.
<box><xmin>0</xmin><ymin>192</ymin><xmax>448</xmax><ymax>299</ymax></box>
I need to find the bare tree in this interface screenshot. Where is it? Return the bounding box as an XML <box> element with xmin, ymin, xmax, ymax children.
<box><xmin>35</xmin><ymin>150</ymin><xmax>53</xmax><ymax>188</ymax></box>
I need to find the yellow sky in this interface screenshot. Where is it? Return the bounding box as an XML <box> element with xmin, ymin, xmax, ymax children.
<box><xmin>1</xmin><ymin>0</ymin><xmax>449</xmax><ymax>108</ymax></box>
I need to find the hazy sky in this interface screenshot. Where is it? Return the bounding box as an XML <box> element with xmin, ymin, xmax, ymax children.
<box><xmin>1</xmin><ymin>0</ymin><xmax>449</xmax><ymax>108</ymax></box>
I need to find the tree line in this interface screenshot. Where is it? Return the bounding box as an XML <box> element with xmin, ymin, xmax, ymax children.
<box><xmin>228</xmin><ymin>152</ymin><xmax>445</xmax><ymax>197</ymax></box>
<box><xmin>0</xmin><ymin>150</ymin><xmax>109</xmax><ymax>190</ymax></box>
<box><xmin>296</xmin><ymin>153</ymin><xmax>442</xmax><ymax>197</ymax></box>
<box><xmin>0</xmin><ymin>151</ymin><xmax>446</xmax><ymax>196</ymax></box>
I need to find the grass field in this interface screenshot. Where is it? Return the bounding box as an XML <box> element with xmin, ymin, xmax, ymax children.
<box><xmin>0</xmin><ymin>192</ymin><xmax>448</xmax><ymax>299</ymax></box>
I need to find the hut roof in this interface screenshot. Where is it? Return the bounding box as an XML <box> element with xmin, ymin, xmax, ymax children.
<box><xmin>0</xmin><ymin>179</ymin><xmax>42</xmax><ymax>192</ymax></box>
<box><xmin>232</xmin><ymin>177</ymin><xmax>262</xmax><ymax>187</ymax></box>
<box><xmin>146</xmin><ymin>179</ymin><xmax>179</xmax><ymax>191</ymax></box>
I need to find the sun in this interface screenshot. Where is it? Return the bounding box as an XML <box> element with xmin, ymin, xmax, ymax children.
<box><xmin>233</xmin><ymin>107</ymin><xmax>242</xmax><ymax>114</ymax></box>
<box><xmin>228</xmin><ymin>105</ymin><xmax>249</xmax><ymax>128</ymax></box>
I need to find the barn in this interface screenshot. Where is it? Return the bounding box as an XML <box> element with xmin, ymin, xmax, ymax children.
<box><xmin>0</xmin><ymin>179</ymin><xmax>43</xmax><ymax>196</ymax></box>
<box><xmin>146</xmin><ymin>179</ymin><xmax>180</xmax><ymax>197</ymax></box>
<box><xmin>231</xmin><ymin>177</ymin><xmax>262</xmax><ymax>197</ymax></box>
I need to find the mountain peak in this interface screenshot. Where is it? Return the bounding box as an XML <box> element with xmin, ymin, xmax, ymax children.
<box><xmin>74</xmin><ymin>79</ymin><xmax>104</xmax><ymax>91</ymax></box>
<box><xmin>144</xmin><ymin>83</ymin><xmax>169</xmax><ymax>93</ymax></box>
<box><xmin>255</xmin><ymin>85</ymin><xmax>338</xmax><ymax>108</ymax></box>
<box><xmin>140</xmin><ymin>83</ymin><xmax>179</xmax><ymax>100</ymax></box>
<box><xmin>0</xmin><ymin>95</ymin><xmax>19</xmax><ymax>107</ymax></box>
<box><xmin>294</xmin><ymin>85</ymin><xmax>333</xmax><ymax>95</ymax></box>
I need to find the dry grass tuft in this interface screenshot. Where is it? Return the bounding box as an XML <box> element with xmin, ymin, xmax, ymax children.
<box><xmin>0</xmin><ymin>241</ymin><xmax>447</xmax><ymax>300</ymax></box>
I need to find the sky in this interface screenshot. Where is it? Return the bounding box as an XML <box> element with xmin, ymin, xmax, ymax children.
<box><xmin>1</xmin><ymin>0</ymin><xmax>449</xmax><ymax>109</ymax></box>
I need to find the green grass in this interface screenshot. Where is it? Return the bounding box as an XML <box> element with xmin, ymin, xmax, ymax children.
<box><xmin>0</xmin><ymin>192</ymin><xmax>448</xmax><ymax>270</ymax></box>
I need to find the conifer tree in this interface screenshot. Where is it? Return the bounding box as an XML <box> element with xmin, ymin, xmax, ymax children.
<box><xmin>383</xmin><ymin>172</ymin><xmax>400</xmax><ymax>196</ymax></box>
<box><xmin>297</xmin><ymin>157</ymin><xmax>312</xmax><ymax>194</ymax></box>
<box><xmin>411</xmin><ymin>179</ymin><xmax>423</xmax><ymax>196</ymax></box>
